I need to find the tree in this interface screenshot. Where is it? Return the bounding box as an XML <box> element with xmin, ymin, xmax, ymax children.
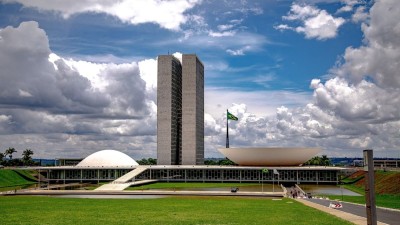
<box><xmin>5</xmin><ymin>147</ymin><xmax>17</xmax><ymax>160</ymax></box>
<box><xmin>304</xmin><ymin>155</ymin><xmax>331</xmax><ymax>166</ymax></box>
<box><xmin>148</xmin><ymin>158</ymin><xmax>157</xmax><ymax>165</ymax></box>
<box><xmin>218</xmin><ymin>158</ymin><xmax>236</xmax><ymax>166</ymax></box>
<box><xmin>320</xmin><ymin>155</ymin><xmax>331</xmax><ymax>166</ymax></box>
<box><xmin>137</xmin><ymin>158</ymin><xmax>157</xmax><ymax>165</ymax></box>
<box><xmin>0</xmin><ymin>152</ymin><xmax>4</xmax><ymax>165</ymax></box>
<box><xmin>204</xmin><ymin>159</ymin><xmax>218</xmax><ymax>165</ymax></box>
<box><xmin>22</xmin><ymin>149</ymin><xmax>34</xmax><ymax>166</ymax></box>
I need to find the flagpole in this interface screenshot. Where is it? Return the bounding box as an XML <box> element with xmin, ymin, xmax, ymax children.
<box><xmin>273</xmin><ymin>174</ymin><xmax>275</xmax><ymax>192</ymax></box>
<box><xmin>226</xmin><ymin>109</ymin><xmax>229</xmax><ymax>148</ymax></box>
<box><xmin>262</xmin><ymin>172</ymin><xmax>264</xmax><ymax>193</ymax></box>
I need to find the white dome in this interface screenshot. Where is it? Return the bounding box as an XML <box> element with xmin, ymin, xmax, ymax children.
<box><xmin>76</xmin><ymin>150</ymin><xmax>138</xmax><ymax>168</ymax></box>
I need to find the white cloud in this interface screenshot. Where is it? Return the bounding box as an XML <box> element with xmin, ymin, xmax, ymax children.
<box><xmin>337</xmin><ymin>5</ymin><xmax>353</xmax><ymax>13</ymax></box>
<box><xmin>283</xmin><ymin>4</ymin><xmax>320</xmax><ymax>20</ymax></box>
<box><xmin>351</xmin><ymin>6</ymin><xmax>368</xmax><ymax>23</ymax></box>
<box><xmin>205</xmin><ymin>0</ymin><xmax>400</xmax><ymax>158</ymax></box>
<box><xmin>274</xmin><ymin>24</ymin><xmax>293</xmax><ymax>31</ymax></box>
<box><xmin>1</xmin><ymin>0</ymin><xmax>201</xmax><ymax>30</ymax></box>
<box><xmin>276</xmin><ymin>3</ymin><xmax>345</xmax><ymax>40</ymax></box>
<box><xmin>336</xmin><ymin>0</ymin><xmax>359</xmax><ymax>13</ymax></box>
<box><xmin>335</xmin><ymin>0</ymin><xmax>369</xmax><ymax>23</ymax></box>
<box><xmin>209</xmin><ymin>16</ymin><xmax>245</xmax><ymax>38</ymax></box>
<box><xmin>209</xmin><ymin>30</ymin><xmax>236</xmax><ymax>37</ymax></box>
<box><xmin>332</xmin><ymin>0</ymin><xmax>400</xmax><ymax>88</ymax></box>
<box><xmin>226</xmin><ymin>48</ymin><xmax>244</xmax><ymax>56</ymax></box>
<box><xmin>176</xmin><ymin>31</ymin><xmax>268</xmax><ymax>56</ymax></box>
<box><xmin>138</xmin><ymin>58</ymin><xmax>158</xmax><ymax>92</ymax></box>
<box><xmin>0</xmin><ymin>21</ymin><xmax>157</xmax><ymax>158</ymax></box>
<box><xmin>312</xmin><ymin>78</ymin><xmax>400</xmax><ymax>122</ymax></box>
<box><xmin>205</xmin><ymin>88</ymin><xmax>312</xmax><ymax>120</ymax></box>
<box><xmin>217</xmin><ymin>24</ymin><xmax>235</xmax><ymax>31</ymax></box>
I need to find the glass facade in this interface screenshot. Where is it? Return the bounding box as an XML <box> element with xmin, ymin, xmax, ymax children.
<box><xmin>45</xmin><ymin>167</ymin><xmax>341</xmax><ymax>184</ymax></box>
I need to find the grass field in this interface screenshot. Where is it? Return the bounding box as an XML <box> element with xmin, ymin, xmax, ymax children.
<box><xmin>0</xmin><ymin>170</ymin><xmax>36</xmax><ymax>191</ymax></box>
<box><xmin>332</xmin><ymin>170</ymin><xmax>400</xmax><ymax>209</ymax></box>
<box><xmin>126</xmin><ymin>182</ymin><xmax>400</xmax><ymax>209</ymax></box>
<box><xmin>325</xmin><ymin>194</ymin><xmax>400</xmax><ymax>209</ymax></box>
<box><xmin>0</xmin><ymin>196</ymin><xmax>353</xmax><ymax>225</ymax></box>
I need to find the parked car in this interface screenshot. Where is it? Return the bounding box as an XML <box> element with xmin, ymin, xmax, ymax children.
<box><xmin>231</xmin><ymin>187</ymin><xmax>239</xmax><ymax>193</ymax></box>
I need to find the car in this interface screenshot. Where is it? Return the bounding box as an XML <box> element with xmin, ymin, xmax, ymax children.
<box><xmin>231</xmin><ymin>187</ymin><xmax>239</xmax><ymax>193</ymax></box>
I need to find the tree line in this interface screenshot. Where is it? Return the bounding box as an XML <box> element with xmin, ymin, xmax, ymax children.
<box><xmin>136</xmin><ymin>158</ymin><xmax>157</xmax><ymax>165</ymax></box>
<box><xmin>303</xmin><ymin>155</ymin><xmax>331</xmax><ymax>166</ymax></box>
<box><xmin>204</xmin><ymin>158</ymin><xmax>237</xmax><ymax>166</ymax></box>
<box><xmin>0</xmin><ymin>147</ymin><xmax>38</xmax><ymax>166</ymax></box>
<box><xmin>136</xmin><ymin>158</ymin><xmax>237</xmax><ymax>166</ymax></box>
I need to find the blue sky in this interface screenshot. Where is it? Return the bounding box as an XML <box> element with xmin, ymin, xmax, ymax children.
<box><xmin>0</xmin><ymin>0</ymin><xmax>399</xmax><ymax>160</ymax></box>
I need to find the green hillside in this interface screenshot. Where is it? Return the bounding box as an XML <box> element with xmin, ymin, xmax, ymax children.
<box><xmin>336</xmin><ymin>169</ymin><xmax>400</xmax><ymax>209</ymax></box>
<box><xmin>0</xmin><ymin>169</ymin><xmax>37</xmax><ymax>190</ymax></box>
<box><xmin>343</xmin><ymin>170</ymin><xmax>400</xmax><ymax>195</ymax></box>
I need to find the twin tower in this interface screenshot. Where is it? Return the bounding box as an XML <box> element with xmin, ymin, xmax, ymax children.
<box><xmin>157</xmin><ymin>54</ymin><xmax>204</xmax><ymax>165</ymax></box>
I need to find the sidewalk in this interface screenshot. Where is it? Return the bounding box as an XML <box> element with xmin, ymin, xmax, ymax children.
<box><xmin>296</xmin><ymin>198</ymin><xmax>389</xmax><ymax>225</ymax></box>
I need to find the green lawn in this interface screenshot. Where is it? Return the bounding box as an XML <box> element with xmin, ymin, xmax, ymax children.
<box><xmin>0</xmin><ymin>170</ymin><xmax>36</xmax><ymax>190</ymax></box>
<box><xmin>0</xmin><ymin>196</ymin><xmax>353</xmax><ymax>225</ymax></box>
<box><xmin>325</xmin><ymin>194</ymin><xmax>400</xmax><ymax>209</ymax></box>
<box><xmin>327</xmin><ymin>183</ymin><xmax>400</xmax><ymax>209</ymax></box>
<box><xmin>126</xmin><ymin>182</ymin><xmax>259</xmax><ymax>190</ymax></box>
<box><xmin>13</xmin><ymin>169</ymin><xmax>37</xmax><ymax>181</ymax></box>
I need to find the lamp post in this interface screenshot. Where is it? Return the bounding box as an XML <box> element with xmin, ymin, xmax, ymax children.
<box><xmin>226</xmin><ymin>111</ymin><xmax>229</xmax><ymax>148</ymax></box>
<box><xmin>262</xmin><ymin>174</ymin><xmax>264</xmax><ymax>193</ymax></box>
<box><xmin>341</xmin><ymin>185</ymin><xmax>343</xmax><ymax>201</ymax></box>
<box><xmin>364</xmin><ymin>149</ymin><xmax>377</xmax><ymax>225</ymax></box>
<box><xmin>261</xmin><ymin>168</ymin><xmax>268</xmax><ymax>193</ymax></box>
<box><xmin>273</xmin><ymin>174</ymin><xmax>275</xmax><ymax>192</ymax></box>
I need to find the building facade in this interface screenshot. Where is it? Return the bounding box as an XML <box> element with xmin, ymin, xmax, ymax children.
<box><xmin>157</xmin><ymin>54</ymin><xmax>204</xmax><ymax>165</ymax></box>
<box><xmin>182</xmin><ymin>55</ymin><xmax>204</xmax><ymax>165</ymax></box>
<box><xmin>43</xmin><ymin>165</ymin><xmax>344</xmax><ymax>185</ymax></box>
<box><xmin>157</xmin><ymin>55</ymin><xmax>182</xmax><ymax>165</ymax></box>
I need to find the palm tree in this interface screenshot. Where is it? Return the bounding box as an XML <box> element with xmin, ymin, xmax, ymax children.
<box><xmin>22</xmin><ymin>149</ymin><xmax>34</xmax><ymax>165</ymax></box>
<box><xmin>5</xmin><ymin>147</ymin><xmax>17</xmax><ymax>160</ymax></box>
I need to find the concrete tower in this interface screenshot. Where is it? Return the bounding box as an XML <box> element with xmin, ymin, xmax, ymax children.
<box><xmin>182</xmin><ymin>54</ymin><xmax>204</xmax><ymax>165</ymax></box>
<box><xmin>157</xmin><ymin>55</ymin><xmax>182</xmax><ymax>165</ymax></box>
<box><xmin>157</xmin><ymin>54</ymin><xmax>204</xmax><ymax>165</ymax></box>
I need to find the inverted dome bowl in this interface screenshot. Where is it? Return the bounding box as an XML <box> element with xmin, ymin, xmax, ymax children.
<box><xmin>218</xmin><ymin>147</ymin><xmax>321</xmax><ymax>166</ymax></box>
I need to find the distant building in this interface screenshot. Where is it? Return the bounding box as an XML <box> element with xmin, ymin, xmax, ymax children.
<box><xmin>56</xmin><ymin>158</ymin><xmax>83</xmax><ymax>166</ymax></box>
<box><xmin>373</xmin><ymin>159</ymin><xmax>400</xmax><ymax>168</ymax></box>
<box><xmin>157</xmin><ymin>54</ymin><xmax>204</xmax><ymax>165</ymax></box>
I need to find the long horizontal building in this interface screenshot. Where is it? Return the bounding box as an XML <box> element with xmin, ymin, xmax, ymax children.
<box><xmin>30</xmin><ymin>150</ymin><xmax>350</xmax><ymax>186</ymax></box>
<box><xmin>39</xmin><ymin>165</ymin><xmax>346</xmax><ymax>184</ymax></box>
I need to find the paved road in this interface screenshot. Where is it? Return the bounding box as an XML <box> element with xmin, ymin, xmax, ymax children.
<box><xmin>7</xmin><ymin>189</ymin><xmax>285</xmax><ymax>198</ymax></box>
<box><xmin>305</xmin><ymin>198</ymin><xmax>400</xmax><ymax>225</ymax></box>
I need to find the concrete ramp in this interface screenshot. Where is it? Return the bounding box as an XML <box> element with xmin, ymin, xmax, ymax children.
<box><xmin>114</xmin><ymin>166</ymin><xmax>148</xmax><ymax>183</ymax></box>
<box><xmin>95</xmin><ymin>166</ymin><xmax>153</xmax><ymax>191</ymax></box>
<box><xmin>96</xmin><ymin>180</ymin><xmax>157</xmax><ymax>191</ymax></box>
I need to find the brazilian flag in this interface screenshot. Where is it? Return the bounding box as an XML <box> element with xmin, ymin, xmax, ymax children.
<box><xmin>227</xmin><ymin>111</ymin><xmax>238</xmax><ymax>121</ymax></box>
<box><xmin>262</xmin><ymin>168</ymin><xmax>269</xmax><ymax>173</ymax></box>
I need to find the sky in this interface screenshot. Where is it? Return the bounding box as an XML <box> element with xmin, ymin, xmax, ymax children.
<box><xmin>0</xmin><ymin>0</ymin><xmax>399</xmax><ymax>160</ymax></box>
